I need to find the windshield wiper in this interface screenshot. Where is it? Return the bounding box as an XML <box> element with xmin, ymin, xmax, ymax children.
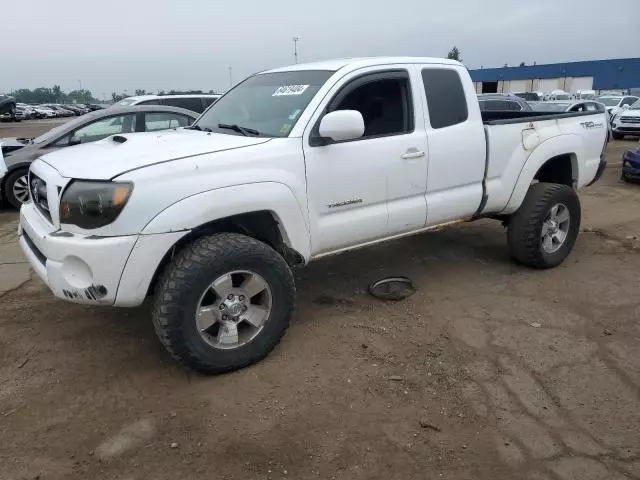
<box><xmin>217</xmin><ymin>123</ymin><xmax>260</xmax><ymax>136</ymax></box>
<box><xmin>185</xmin><ymin>125</ymin><xmax>213</xmax><ymax>132</ymax></box>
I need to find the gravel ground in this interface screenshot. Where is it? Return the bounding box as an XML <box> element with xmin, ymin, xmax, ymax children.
<box><xmin>1</xmin><ymin>120</ymin><xmax>639</xmax><ymax>480</ymax></box>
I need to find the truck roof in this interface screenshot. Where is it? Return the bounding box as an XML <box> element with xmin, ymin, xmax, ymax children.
<box><xmin>264</xmin><ymin>57</ymin><xmax>462</xmax><ymax>74</ymax></box>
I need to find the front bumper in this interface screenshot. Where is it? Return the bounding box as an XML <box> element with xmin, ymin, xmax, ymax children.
<box><xmin>19</xmin><ymin>202</ymin><xmax>188</xmax><ymax>307</ymax></box>
<box><xmin>612</xmin><ymin>123</ymin><xmax>640</xmax><ymax>136</ymax></box>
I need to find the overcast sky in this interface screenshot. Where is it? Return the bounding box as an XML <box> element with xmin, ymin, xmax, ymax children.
<box><xmin>2</xmin><ymin>0</ymin><xmax>637</xmax><ymax>99</ymax></box>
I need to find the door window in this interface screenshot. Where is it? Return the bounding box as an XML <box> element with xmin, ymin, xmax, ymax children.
<box><xmin>63</xmin><ymin>114</ymin><xmax>137</xmax><ymax>145</ymax></box>
<box><xmin>421</xmin><ymin>68</ymin><xmax>468</xmax><ymax>128</ymax></box>
<box><xmin>144</xmin><ymin>112</ymin><xmax>191</xmax><ymax>132</ymax></box>
<box><xmin>327</xmin><ymin>74</ymin><xmax>413</xmax><ymax>139</ymax></box>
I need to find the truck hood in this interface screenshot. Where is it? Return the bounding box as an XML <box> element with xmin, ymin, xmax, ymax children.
<box><xmin>39</xmin><ymin>129</ymin><xmax>271</xmax><ymax>180</ymax></box>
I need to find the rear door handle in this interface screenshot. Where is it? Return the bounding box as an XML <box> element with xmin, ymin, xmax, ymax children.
<box><xmin>401</xmin><ymin>150</ymin><xmax>425</xmax><ymax>160</ymax></box>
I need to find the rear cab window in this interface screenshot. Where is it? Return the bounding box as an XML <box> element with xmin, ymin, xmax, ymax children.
<box><xmin>421</xmin><ymin>68</ymin><xmax>468</xmax><ymax>128</ymax></box>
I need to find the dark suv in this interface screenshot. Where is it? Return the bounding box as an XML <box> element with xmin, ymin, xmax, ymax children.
<box><xmin>477</xmin><ymin>94</ymin><xmax>533</xmax><ymax>112</ymax></box>
<box><xmin>0</xmin><ymin>94</ymin><xmax>17</xmax><ymax>120</ymax></box>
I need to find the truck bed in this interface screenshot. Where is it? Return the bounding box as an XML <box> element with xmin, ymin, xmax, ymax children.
<box><xmin>479</xmin><ymin>109</ymin><xmax>607</xmax><ymax>216</ymax></box>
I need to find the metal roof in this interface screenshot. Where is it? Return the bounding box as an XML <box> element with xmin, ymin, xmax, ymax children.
<box><xmin>469</xmin><ymin>58</ymin><xmax>640</xmax><ymax>89</ymax></box>
<box><xmin>264</xmin><ymin>57</ymin><xmax>461</xmax><ymax>73</ymax></box>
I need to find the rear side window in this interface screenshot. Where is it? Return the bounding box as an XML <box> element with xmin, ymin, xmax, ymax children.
<box><xmin>144</xmin><ymin>112</ymin><xmax>192</xmax><ymax>132</ymax></box>
<box><xmin>161</xmin><ymin>97</ymin><xmax>204</xmax><ymax>113</ymax></box>
<box><xmin>202</xmin><ymin>97</ymin><xmax>218</xmax><ymax>108</ymax></box>
<box><xmin>507</xmin><ymin>100</ymin><xmax>523</xmax><ymax>111</ymax></box>
<box><xmin>421</xmin><ymin>68</ymin><xmax>468</xmax><ymax>128</ymax></box>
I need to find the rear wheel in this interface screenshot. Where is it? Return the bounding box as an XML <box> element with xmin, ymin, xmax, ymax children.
<box><xmin>152</xmin><ymin>233</ymin><xmax>295</xmax><ymax>374</ymax></box>
<box><xmin>507</xmin><ymin>183</ymin><xmax>581</xmax><ymax>269</ymax></box>
<box><xmin>4</xmin><ymin>168</ymin><xmax>30</xmax><ymax>209</ymax></box>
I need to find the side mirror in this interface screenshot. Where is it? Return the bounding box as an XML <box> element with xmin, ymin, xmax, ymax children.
<box><xmin>622</xmin><ymin>104</ymin><xmax>629</xmax><ymax>110</ymax></box>
<box><xmin>68</xmin><ymin>137</ymin><xmax>81</xmax><ymax>146</ymax></box>
<box><xmin>318</xmin><ymin>110</ymin><xmax>365</xmax><ymax>142</ymax></box>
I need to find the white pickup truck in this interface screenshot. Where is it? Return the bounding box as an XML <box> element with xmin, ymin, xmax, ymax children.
<box><xmin>19</xmin><ymin>57</ymin><xmax>607</xmax><ymax>373</ymax></box>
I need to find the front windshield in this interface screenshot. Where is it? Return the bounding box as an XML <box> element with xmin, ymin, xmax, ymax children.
<box><xmin>597</xmin><ymin>97</ymin><xmax>621</xmax><ymax>106</ymax></box>
<box><xmin>579</xmin><ymin>94</ymin><xmax>595</xmax><ymax>99</ymax></box>
<box><xmin>195</xmin><ymin>70</ymin><xmax>334</xmax><ymax>137</ymax></box>
<box><xmin>629</xmin><ymin>100</ymin><xmax>640</xmax><ymax>110</ymax></box>
<box><xmin>555</xmin><ymin>94</ymin><xmax>570</xmax><ymax>100</ymax></box>
<box><xmin>531</xmin><ymin>103</ymin><xmax>568</xmax><ymax>112</ymax></box>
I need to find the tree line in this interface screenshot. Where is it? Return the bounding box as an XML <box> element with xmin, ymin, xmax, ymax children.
<box><xmin>10</xmin><ymin>85</ymin><xmax>98</xmax><ymax>105</ymax></box>
<box><xmin>10</xmin><ymin>86</ymin><xmax>222</xmax><ymax>105</ymax></box>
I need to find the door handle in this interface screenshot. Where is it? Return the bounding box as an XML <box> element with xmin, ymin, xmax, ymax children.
<box><xmin>400</xmin><ymin>150</ymin><xmax>425</xmax><ymax>160</ymax></box>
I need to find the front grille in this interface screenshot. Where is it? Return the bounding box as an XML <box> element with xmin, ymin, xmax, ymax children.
<box><xmin>620</xmin><ymin>116</ymin><xmax>640</xmax><ymax>124</ymax></box>
<box><xmin>29</xmin><ymin>173</ymin><xmax>52</xmax><ymax>223</ymax></box>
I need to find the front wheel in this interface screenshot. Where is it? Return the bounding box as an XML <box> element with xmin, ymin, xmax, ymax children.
<box><xmin>507</xmin><ymin>183</ymin><xmax>581</xmax><ymax>269</ymax></box>
<box><xmin>152</xmin><ymin>233</ymin><xmax>295</xmax><ymax>374</ymax></box>
<box><xmin>4</xmin><ymin>168</ymin><xmax>30</xmax><ymax>209</ymax></box>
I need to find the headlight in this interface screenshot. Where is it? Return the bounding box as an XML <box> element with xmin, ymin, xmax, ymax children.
<box><xmin>60</xmin><ymin>181</ymin><xmax>133</xmax><ymax>229</ymax></box>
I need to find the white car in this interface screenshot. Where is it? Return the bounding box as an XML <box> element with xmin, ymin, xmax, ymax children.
<box><xmin>114</xmin><ymin>94</ymin><xmax>220</xmax><ymax>113</ymax></box>
<box><xmin>596</xmin><ymin>95</ymin><xmax>639</xmax><ymax>119</ymax></box>
<box><xmin>610</xmin><ymin>99</ymin><xmax>640</xmax><ymax>139</ymax></box>
<box><xmin>19</xmin><ymin>57</ymin><xmax>608</xmax><ymax>373</ymax></box>
<box><xmin>549</xmin><ymin>90</ymin><xmax>571</xmax><ymax>100</ymax></box>
<box><xmin>575</xmin><ymin>89</ymin><xmax>596</xmax><ymax>100</ymax></box>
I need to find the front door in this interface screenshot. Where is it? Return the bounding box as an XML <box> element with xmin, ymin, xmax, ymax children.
<box><xmin>303</xmin><ymin>67</ymin><xmax>428</xmax><ymax>256</ymax></box>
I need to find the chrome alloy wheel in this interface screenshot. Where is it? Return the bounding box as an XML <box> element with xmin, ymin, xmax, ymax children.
<box><xmin>195</xmin><ymin>270</ymin><xmax>272</xmax><ymax>350</ymax></box>
<box><xmin>541</xmin><ymin>203</ymin><xmax>570</xmax><ymax>254</ymax></box>
<box><xmin>12</xmin><ymin>174</ymin><xmax>29</xmax><ymax>204</ymax></box>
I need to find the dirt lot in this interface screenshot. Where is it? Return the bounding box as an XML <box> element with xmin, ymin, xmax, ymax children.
<box><xmin>1</xmin><ymin>121</ymin><xmax>639</xmax><ymax>480</ymax></box>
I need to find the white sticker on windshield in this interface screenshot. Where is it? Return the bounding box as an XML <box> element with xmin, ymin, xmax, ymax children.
<box><xmin>272</xmin><ymin>85</ymin><xmax>309</xmax><ymax>96</ymax></box>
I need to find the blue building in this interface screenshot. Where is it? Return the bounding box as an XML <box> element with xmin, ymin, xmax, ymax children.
<box><xmin>468</xmin><ymin>58</ymin><xmax>640</xmax><ymax>95</ymax></box>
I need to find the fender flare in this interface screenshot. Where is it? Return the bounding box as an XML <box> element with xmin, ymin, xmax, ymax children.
<box><xmin>502</xmin><ymin>135</ymin><xmax>582</xmax><ymax>214</ymax></box>
<box><xmin>141</xmin><ymin>182</ymin><xmax>311</xmax><ymax>260</ymax></box>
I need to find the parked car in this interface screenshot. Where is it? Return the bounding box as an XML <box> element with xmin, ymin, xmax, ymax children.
<box><xmin>575</xmin><ymin>89</ymin><xmax>596</xmax><ymax>100</ymax></box>
<box><xmin>34</xmin><ymin>106</ymin><xmax>58</xmax><ymax>118</ymax></box>
<box><xmin>12</xmin><ymin>107</ymin><xmax>29</xmax><ymax>122</ymax></box>
<box><xmin>87</xmin><ymin>104</ymin><xmax>105</xmax><ymax>111</ymax></box>
<box><xmin>41</xmin><ymin>105</ymin><xmax>74</xmax><ymax>117</ymax></box>
<box><xmin>62</xmin><ymin>105</ymin><xmax>86</xmax><ymax>116</ymax></box>
<box><xmin>16</xmin><ymin>104</ymin><xmax>37</xmax><ymax>119</ymax></box>
<box><xmin>0</xmin><ymin>105</ymin><xmax>197</xmax><ymax>208</ymax></box>
<box><xmin>478</xmin><ymin>93</ymin><xmax>532</xmax><ymax>111</ymax></box>
<box><xmin>621</xmin><ymin>142</ymin><xmax>640</xmax><ymax>182</ymax></box>
<box><xmin>529</xmin><ymin>100</ymin><xmax>605</xmax><ymax>113</ymax></box>
<box><xmin>610</xmin><ymin>99</ymin><xmax>640</xmax><ymax>140</ymax></box>
<box><xmin>513</xmin><ymin>92</ymin><xmax>541</xmax><ymax>102</ymax></box>
<box><xmin>17</xmin><ymin>57</ymin><xmax>608</xmax><ymax>374</ymax></box>
<box><xmin>0</xmin><ymin>94</ymin><xmax>17</xmax><ymax>116</ymax></box>
<box><xmin>114</xmin><ymin>94</ymin><xmax>220</xmax><ymax>113</ymax></box>
<box><xmin>549</xmin><ymin>90</ymin><xmax>571</xmax><ymax>100</ymax></box>
<box><xmin>596</xmin><ymin>95</ymin><xmax>639</xmax><ymax>119</ymax></box>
